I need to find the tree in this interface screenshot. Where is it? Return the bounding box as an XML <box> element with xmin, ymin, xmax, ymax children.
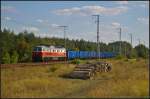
<box><xmin>134</xmin><ymin>44</ymin><xmax>149</xmax><ymax>58</ymax></box>
<box><xmin>2</xmin><ymin>51</ymin><xmax>10</xmax><ymax>64</ymax></box>
<box><xmin>16</xmin><ymin>39</ymin><xmax>30</xmax><ymax>62</ymax></box>
<box><xmin>11</xmin><ymin>51</ymin><xmax>19</xmax><ymax>63</ymax></box>
<box><xmin>127</xmin><ymin>49</ymin><xmax>137</xmax><ymax>59</ymax></box>
<box><xmin>1</xmin><ymin>28</ymin><xmax>149</xmax><ymax>64</ymax></box>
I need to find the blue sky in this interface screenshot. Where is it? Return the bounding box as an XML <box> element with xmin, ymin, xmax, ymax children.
<box><xmin>1</xmin><ymin>1</ymin><xmax>149</xmax><ymax>47</ymax></box>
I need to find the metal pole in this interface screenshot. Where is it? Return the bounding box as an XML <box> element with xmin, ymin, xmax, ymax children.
<box><xmin>58</xmin><ymin>26</ymin><xmax>68</xmax><ymax>49</ymax></box>
<box><xmin>64</xmin><ymin>27</ymin><xmax>66</xmax><ymax>49</ymax></box>
<box><xmin>58</xmin><ymin>25</ymin><xmax>68</xmax><ymax>63</ymax></box>
<box><xmin>113</xmin><ymin>42</ymin><xmax>115</xmax><ymax>53</ymax></box>
<box><xmin>129</xmin><ymin>33</ymin><xmax>133</xmax><ymax>46</ymax></box>
<box><xmin>125</xmin><ymin>41</ymin><xmax>126</xmax><ymax>57</ymax></box>
<box><xmin>130</xmin><ymin>33</ymin><xmax>132</xmax><ymax>46</ymax></box>
<box><xmin>118</xmin><ymin>27</ymin><xmax>122</xmax><ymax>55</ymax></box>
<box><xmin>143</xmin><ymin>41</ymin><xmax>147</xmax><ymax>59</ymax></box>
<box><xmin>97</xmin><ymin>15</ymin><xmax>100</xmax><ymax>58</ymax></box>
<box><xmin>143</xmin><ymin>41</ymin><xmax>146</xmax><ymax>46</ymax></box>
<box><xmin>92</xmin><ymin>15</ymin><xmax>100</xmax><ymax>59</ymax></box>
<box><xmin>129</xmin><ymin>33</ymin><xmax>133</xmax><ymax>57</ymax></box>
<box><xmin>139</xmin><ymin>39</ymin><xmax>141</xmax><ymax>45</ymax></box>
<box><xmin>111</xmin><ymin>40</ymin><xmax>115</xmax><ymax>52</ymax></box>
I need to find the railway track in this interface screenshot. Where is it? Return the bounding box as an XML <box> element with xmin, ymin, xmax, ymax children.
<box><xmin>0</xmin><ymin>61</ymin><xmax>70</xmax><ymax>68</ymax></box>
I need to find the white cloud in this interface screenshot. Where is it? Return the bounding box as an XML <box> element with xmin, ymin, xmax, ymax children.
<box><xmin>51</xmin><ymin>24</ymin><xmax>59</xmax><ymax>27</ymax></box>
<box><xmin>36</xmin><ymin>19</ymin><xmax>44</xmax><ymax>23</ymax></box>
<box><xmin>111</xmin><ymin>22</ymin><xmax>121</xmax><ymax>28</ymax></box>
<box><xmin>4</xmin><ymin>17</ymin><xmax>12</xmax><ymax>21</ymax></box>
<box><xmin>137</xmin><ymin>17</ymin><xmax>149</xmax><ymax>25</ymax></box>
<box><xmin>52</xmin><ymin>5</ymin><xmax>128</xmax><ymax>16</ymax></box>
<box><xmin>22</xmin><ymin>26</ymin><xmax>39</xmax><ymax>32</ymax></box>
<box><xmin>36</xmin><ymin>20</ymin><xmax>60</xmax><ymax>29</ymax></box>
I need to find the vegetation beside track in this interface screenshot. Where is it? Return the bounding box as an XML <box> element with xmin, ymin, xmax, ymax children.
<box><xmin>1</xmin><ymin>29</ymin><xmax>149</xmax><ymax>64</ymax></box>
<box><xmin>1</xmin><ymin>59</ymin><xmax>149</xmax><ymax>98</ymax></box>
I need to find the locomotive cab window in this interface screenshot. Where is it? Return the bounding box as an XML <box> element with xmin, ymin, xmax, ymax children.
<box><xmin>34</xmin><ymin>47</ymin><xmax>42</xmax><ymax>51</ymax></box>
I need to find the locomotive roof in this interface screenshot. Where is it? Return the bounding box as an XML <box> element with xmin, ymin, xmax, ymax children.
<box><xmin>36</xmin><ymin>45</ymin><xmax>66</xmax><ymax>50</ymax></box>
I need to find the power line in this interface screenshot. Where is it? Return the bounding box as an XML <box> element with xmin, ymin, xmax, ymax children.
<box><xmin>92</xmin><ymin>15</ymin><xmax>100</xmax><ymax>59</ymax></box>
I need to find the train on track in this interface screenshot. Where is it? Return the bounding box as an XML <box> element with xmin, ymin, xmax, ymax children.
<box><xmin>32</xmin><ymin>45</ymin><xmax>117</xmax><ymax>62</ymax></box>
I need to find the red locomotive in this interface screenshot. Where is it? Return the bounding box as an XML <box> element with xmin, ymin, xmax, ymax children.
<box><xmin>32</xmin><ymin>45</ymin><xmax>66</xmax><ymax>62</ymax></box>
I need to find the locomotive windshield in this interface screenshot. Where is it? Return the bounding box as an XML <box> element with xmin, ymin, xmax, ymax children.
<box><xmin>33</xmin><ymin>47</ymin><xmax>42</xmax><ymax>51</ymax></box>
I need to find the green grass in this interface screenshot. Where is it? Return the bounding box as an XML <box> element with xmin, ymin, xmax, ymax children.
<box><xmin>1</xmin><ymin>59</ymin><xmax>149</xmax><ymax>98</ymax></box>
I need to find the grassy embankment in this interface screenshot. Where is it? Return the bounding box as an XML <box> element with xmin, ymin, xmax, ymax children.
<box><xmin>1</xmin><ymin>58</ymin><xmax>149</xmax><ymax>98</ymax></box>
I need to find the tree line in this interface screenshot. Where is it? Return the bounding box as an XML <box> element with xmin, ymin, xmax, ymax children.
<box><xmin>0</xmin><ymin>28</ymin><xmax>149</xmax><ymax>64</ymax></box>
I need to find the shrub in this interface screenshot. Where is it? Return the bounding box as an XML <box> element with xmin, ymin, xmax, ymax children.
<box><xmin>115</xmin><ymin>55</ymin><xmax>125</xmax><ymax>60</ymax></box>
<box><xmin>124</xmin><ymin>58</ymin><xmax>128</xmax><ymax>62</ymax></box>
<box><xmin>71</xmin><ymin>59</ymin><xmax>81</xmax><ymax>64</ymax></box>
<box><xmin>49</xmin><ymin>67</ymin><xmax>57</xmax><ymax>72</ymax></box>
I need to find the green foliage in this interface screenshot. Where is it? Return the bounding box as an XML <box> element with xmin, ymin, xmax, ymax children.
<box><xmin>0</xmin><ymin>28</ymin><xmax>149</xmax><ymax>64</ymax></box>
<box><xmin>71</xmin><ymin>59</ymin><xmax>81</xmax><ymax>64</ymax></box>
<box><xmin>126</xmin><ymin>49</ymin><xmax>137</xmax><ymax>59</ymax></box>
<box><xmin>115</xmin><ymin>55</ymin><xmax>125</xmax><ymax>60</ymax></box>
<box><xmin>49</xmin><ymin>67</ymin><xmax>58</xmax><ymax>72</ymax></box>
<box><xmin>2</xmin><ymin>51</ymin><xmax>10</xmax><ymax>64</ymax></box>
<box><xmin>11</xmin><ymin>51</ymin><xmax>19</xmax><ymax>63</ymax></box>
<box><xmin>134</xmin><ymin>44</ymin><xmax>149</xmax><ymax>59</ymax></box>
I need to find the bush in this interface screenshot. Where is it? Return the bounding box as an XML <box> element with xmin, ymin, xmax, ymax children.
<box><xmin>124</xmin><ymin>58</ymin><xmax>128</xmax><ymax>62</ymax></box>
<box><xmin>71</xmin><ymin>59</ymin><xmax>81</xmax><ymax>64</ymax></box>
<box><xmin>49</xmin><ymin>67</ymin><xmax>57</xmax><ymax>72</ymax></box>
<box><xmin>136</xmin><ymin>58</ymin><xmax>142</xmax><ymax>62</ymax></box>
<box><xmin>115</xmin><ymin>55</ymin><xmax>125</xmax><ymax>60</ymax></box>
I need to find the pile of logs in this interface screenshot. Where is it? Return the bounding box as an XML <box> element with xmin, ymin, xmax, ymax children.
<box><xmin>69</xmin><ymin>61</ymin><xmax>112</xmax><ymax>79</ymax></box>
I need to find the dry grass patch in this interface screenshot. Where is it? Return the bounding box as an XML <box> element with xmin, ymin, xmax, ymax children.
<box><xmin>1</xmin><ymin>59</ymin><xmax>149</xmax><ymax>98</ymax></box>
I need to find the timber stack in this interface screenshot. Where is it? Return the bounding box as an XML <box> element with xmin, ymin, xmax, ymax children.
<box><xmin>69</xmin><ymin>61</ymin><xmax>112</xmax><ymax>79</ymax></box>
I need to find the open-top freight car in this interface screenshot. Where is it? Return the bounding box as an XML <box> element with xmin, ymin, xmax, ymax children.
<box><xmin>67</xmin><ymin>51</ymin><xmax>117</xmax><ymax>60</ymax></box>
<box><xmin>32</xmin><ymin>45</ymin><xmax>117</xmax><ymax>62</ymax></box>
